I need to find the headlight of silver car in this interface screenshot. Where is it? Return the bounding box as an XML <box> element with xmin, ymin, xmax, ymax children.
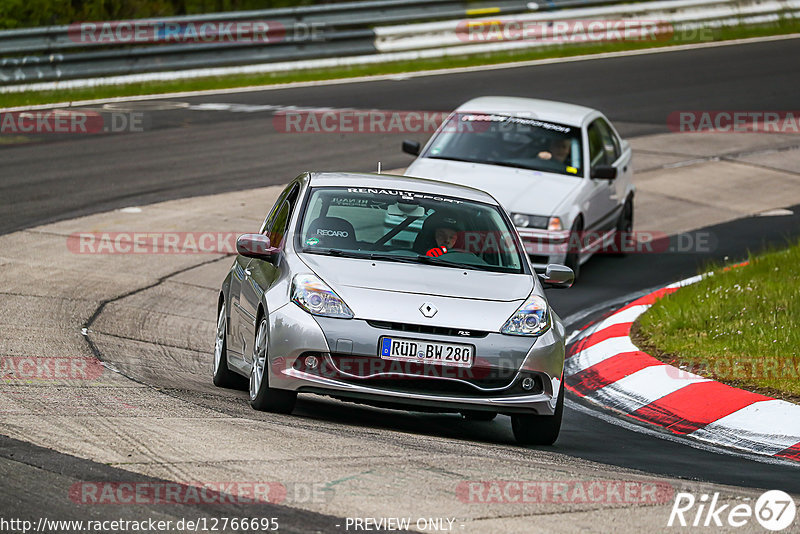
<box><xmin>501</xmin><ymin>294</ymin><xmax>550</xmax><ymax>336</ymax></box>
<box><xmin>291</xmin><ymin>274</ymin><xmax>354</xmax><ymax>319</ymax></box>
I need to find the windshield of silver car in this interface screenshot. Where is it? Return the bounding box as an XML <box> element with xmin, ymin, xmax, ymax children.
<box><xmin>297</xmin><ymin>186</ymin><xmax>526</xmax><ymax>274</ymax></box>
<box><xmin>422</xmin><ymin>113</ymin><xmax>583</xmax><ymax>177</ymax></box>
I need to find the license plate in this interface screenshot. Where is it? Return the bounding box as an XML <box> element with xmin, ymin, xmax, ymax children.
<box><xmin>379</xmin><ymin>337</ymin><xmax>474</xmax><ymax>368</ymax></box>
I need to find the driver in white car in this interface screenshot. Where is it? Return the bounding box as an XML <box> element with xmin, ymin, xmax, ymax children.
<box><xmin>537</xmin><ymin>138</ymin><xmax>571</xmax><ymax>163</ymax></box>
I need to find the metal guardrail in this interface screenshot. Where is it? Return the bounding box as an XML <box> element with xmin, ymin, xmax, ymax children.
<box><xmin>374</xmin><ymin>0</ymin><xmax>800</xmax><ymax>52</ymax></box>
<box><xmin>0</xmin><ymin>0</ymin><xmax>521</xmax><ymax>83</ymax></box>
<box><xmin>0</xmin><ymin>0</ymin><xmax>629</xmax><ymax>85</ymax></box>
<box><xmin>0</xmin><ymin>0</ymin><xmax>797</xmax><ymax>89</ymax></box>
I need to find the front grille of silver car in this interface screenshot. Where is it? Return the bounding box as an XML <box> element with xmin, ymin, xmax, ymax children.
<box><xmin>325</xmin><ymin>354</ymin><xmax>542</xmax><ymax>396</ymax></box>
<box><xmin>366</xmin><ymin>320</ymin><xmax>489</xmax><ymax>338</ymax></box>
<box><xmin>293</xmin><ymin>352</ymin><xmax>546</xmax><ymax>397</ymax></box>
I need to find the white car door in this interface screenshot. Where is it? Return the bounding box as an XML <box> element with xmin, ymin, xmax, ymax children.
<box><xmin>583</xmin><ymin>118</ymin><xmax>625</xmax><ymax>235</ymax></box>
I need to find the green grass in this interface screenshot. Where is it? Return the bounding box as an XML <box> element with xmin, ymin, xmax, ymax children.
<box><xmin>2</xmin><ymin>19</ymin><xmax>800</xmax><ymax>109</ymax></box>
<box><xmin>635</xmin><ymin>242</ymin><xmax>800</xmax><ymax>400</ymax></box>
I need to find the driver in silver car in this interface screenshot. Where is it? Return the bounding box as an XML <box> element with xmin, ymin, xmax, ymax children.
<box><xmin>416</xmin><ymin>212</ymin><xmax>463</xmax><ymax>257</ymax></box>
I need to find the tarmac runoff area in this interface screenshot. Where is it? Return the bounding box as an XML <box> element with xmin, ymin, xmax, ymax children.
<box><xmin>1</xmin><ymin>130</ymin><xmax>800</xmax><ymax>531</ymax></box>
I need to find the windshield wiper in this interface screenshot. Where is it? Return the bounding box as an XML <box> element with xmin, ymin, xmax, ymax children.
<box><xmin>304</xmin><ymin>248</ymin><xmax>421</xmax><ymax>264</ymax></box>
<box><xmin>304</xmin><ymin>249</ymin><xmax>514</xmax><ymax>272</ymax></box>
<box><xmin>417</xmin><ymin>255</ymin><xmax>503</xmax><ymax>272</ymax></box>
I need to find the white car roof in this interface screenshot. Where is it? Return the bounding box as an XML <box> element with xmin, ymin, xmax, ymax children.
<box><xmin>454</xmin><ymin>96</ymin><xmax>596</xmax><ymax>127</ymax></box>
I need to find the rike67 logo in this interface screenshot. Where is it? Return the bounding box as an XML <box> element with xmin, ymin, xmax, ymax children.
<box><xmin>668</xmin><ymin>490</ymin><xmax>796</xmax><ymax>531</ymax></box>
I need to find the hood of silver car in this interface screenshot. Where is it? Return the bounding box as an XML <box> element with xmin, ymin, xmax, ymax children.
<box><xmin>299</xmin><ymin>253</ymin><xmax>533</xmax><ymax>330</ymax></box>
<box><xmin>405</xmin><ymin>158</ymin><xmax>581</xmax><ymax>216</ymax></box>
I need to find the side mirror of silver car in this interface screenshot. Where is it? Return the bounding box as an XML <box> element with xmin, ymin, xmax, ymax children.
<box><xmin>236</xmin><ymin>234</ymin><xmax>280</xmax><ymax>262</ymax></box>
<box><xmin>538</xmin><ymin>264</ymin><xmax>574</xmax><ymax>289</ymax></box>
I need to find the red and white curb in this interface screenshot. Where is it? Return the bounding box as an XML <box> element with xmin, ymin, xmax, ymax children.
<box><xmin>565</xmin><ymin>272</ymin><xmax>800</xmax><ymax>462</ymax></box>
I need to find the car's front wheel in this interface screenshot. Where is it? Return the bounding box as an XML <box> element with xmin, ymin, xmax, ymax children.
<box><xmin>249</xmin><ymin>316</ymin><xmax>297</xmax><ymax>413</ymax></box>
<box><xmin>510</xmin><ymin>379</ymin><xmax>564</xmax><ymax>446</ymax></box>
<box><xmin>213</xmin><ymin>305</ymin><xmax>244</xmax><ymax>388</ymax></box>
<box><xmin>564</xmin><ymin>218</ymin><xmax>582</xmax><ymax>281</ymax></box>
<box><xmin>611</xmin><ymin>198</ymin><xmax>634</xmax><ymax>258</ymax></box>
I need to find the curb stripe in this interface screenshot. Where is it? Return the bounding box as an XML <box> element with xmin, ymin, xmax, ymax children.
<box><xmin>776</xmin><ymin>442</ymin><xmax>800</xmax><ymax>461</ymax></box>
<box><xmin>628</xmin><ymin>381</ymin><xmax>768</xmax><ymax>434</ymax></box>
<box><xmin>567</xmin><ymin>351</ymin><xmax>659</xmax><ymax>397</ymax></box>
<box><xmin>565</xmin><ymin>268</ymin><xmax>800</xmax><ymax>461</ymax></box>
<box><xmin>589</xmin><ymin>365</ymin><xmax>710</xmax><ymax>414</ymax></box>
<box><xmin>567</xmin><ymin>322</ymin><xmax>632</xmax><ymax>355</ymax></box>
<box><xmin>620</xmin><ymin>286</ymin><xmax>678</xmax><ymax>309</ymax></box>
<box><xmin>564</xmin><ymin>264</ymin><xmax>800</xmax><ymax>462</ymax></box>
<box><xmin>570</xmin><ymin>304</ymin><xmax>649</xmax><ymax>343</ymax></box>
<box><xmin>689</xmin><ymin>399</ymin><xmax>800</xmax><ymax>450</ymax></box>
<box><xmin>565</xmin><ymin>336</ymin><xmax>639</xmax><ymax>375</ymax></box>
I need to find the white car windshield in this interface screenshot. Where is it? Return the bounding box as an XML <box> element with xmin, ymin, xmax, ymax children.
<box><xmin>297</xmin><ymin>186</ymin><xmax>526</xmax><ymax>274</ymax></box>
<box><xmin>423</xmin><ymin>113</ymin><xmax>583</xmax><ymax>177</ymax></box>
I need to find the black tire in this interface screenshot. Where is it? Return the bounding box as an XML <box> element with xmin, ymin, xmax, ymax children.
<box><xmin>564</xmin><ymin>218</ymin><xmax>582</xmax><ymax>281</ymax></box>
<box><xmin>461</xmin><ymin>410</ymin><xmax>498</xmax><ymax>422</ymax></box>
<box><xmin>511</xmin><ymin>379</ymin><xmax>565</xmax><ymax>446</ymax></box>
<box><xmin>213</xmin><ymin>305</ymin><xmax>245</xmax><ymax>389</ymax></box>
<box><xmin>249</xmin><ymin>316</ymin><xmax>297</xmax><ymax>414</ymax></box>
<box><xmin>611</xmin><ymin>198</ymin><xmax>634</xmax><ymax>258</ymax></box>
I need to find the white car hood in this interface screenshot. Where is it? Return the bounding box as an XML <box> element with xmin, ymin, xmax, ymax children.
<box><xmin>405</xmin><ymin>158</ymin><xmax>581</xmax><ymax>216</ymax></box>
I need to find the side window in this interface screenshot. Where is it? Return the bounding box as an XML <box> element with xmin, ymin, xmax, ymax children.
<box><xmin>587</xmin><ymin>122</ymin><xmax>605</xmax><ymax>167</ymax></box>
<box><xmin>267</xmin><ymin>202</ymin><xmax>291</xmax><ymax>248</ymax></box>
<box><xmin>259</xmin><ymin>184</ymin><xmax>293</xmax><ymax>234</ymax></box>
<box><xmin>588</xmin><ymin>119</ymin><xmax>619</xmax><ymax>166</ymax></box>
<box><xmin>263</xmin><ymin>185</ymin><xmax>300</xmax><ymax>247</ymax></box>
<box><xmin>598</xmin><ymin>119</ymin><xmax>620</xmax><ymax>163</ymax></box>
<box><xmin>602</xmin><ymin>119</ymin><xmax>622</xmax><ymax>158</ymax></box>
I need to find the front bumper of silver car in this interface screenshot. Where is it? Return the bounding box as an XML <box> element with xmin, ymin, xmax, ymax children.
<box><xmin>515</xmin><ymin>227</ymin><xmax>571</xmax><ymax>271</ymax></box>
<box><xmin>266</xmin><ymin>301</ymin><xmax>565</xmax><ymax>415</ymax></box>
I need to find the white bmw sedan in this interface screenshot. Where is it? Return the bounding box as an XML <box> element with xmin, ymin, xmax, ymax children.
<box><xmin>402</xmin><ymin>97</ymin><xmax>635</xmax><ymax>279</ymax></box>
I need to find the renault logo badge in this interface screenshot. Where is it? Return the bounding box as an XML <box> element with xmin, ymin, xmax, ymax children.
<box><xmin>419</xmin><ymin>302</ymin><xmax>438</xmax><ymax>318</ymax></box>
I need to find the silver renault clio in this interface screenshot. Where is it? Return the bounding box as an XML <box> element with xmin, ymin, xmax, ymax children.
<box><xmin>214</xmin><ymin>171</ymin><xmax>573</xmax><ymax>445</ymax></box>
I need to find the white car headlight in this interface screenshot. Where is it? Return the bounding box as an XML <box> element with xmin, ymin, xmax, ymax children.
<box><xmin>501</xmin><ymin>294</ymin><xmax>550</xmax><ymax>336</ymax></box>
<box><xmin>291</xmin><ymin>274</ymin><xmax>354</xmax><ymax>319</ymax></box>
<box><xmin>511</xmin><ymin>213</ymin><xmax>549</xmax><ymax>229</ymax></box>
